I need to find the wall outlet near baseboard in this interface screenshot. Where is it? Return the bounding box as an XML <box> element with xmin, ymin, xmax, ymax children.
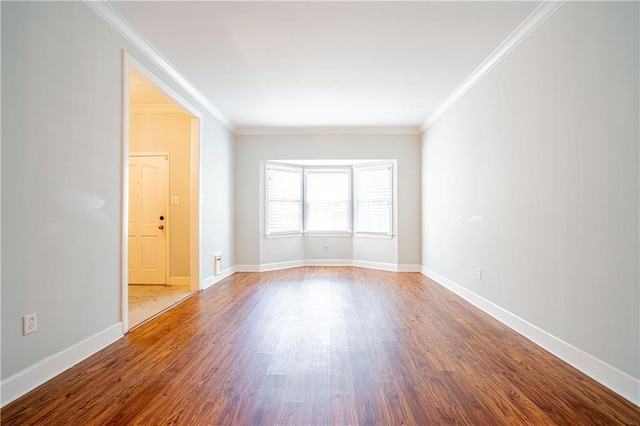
<box><xmin>23</xmin><ymin>313</ymin><xmax>37</xmax><ymax>335</ymax></box>
<box><xmin>476</xmin><ymin>268</ymin><xmax>483</xmax><ymax>280</ymax></box>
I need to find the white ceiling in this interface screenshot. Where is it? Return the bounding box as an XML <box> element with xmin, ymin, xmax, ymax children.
<box><xmin>112</xmin><ymin>1</ymin><xmax>540</xmax><ymax>129</ymax></box>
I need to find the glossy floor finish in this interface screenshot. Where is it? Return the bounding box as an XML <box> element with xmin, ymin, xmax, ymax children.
<box><xmin>129</xmin><ymin>284</ymin><xmax>193</xmax><ymax>328</ymax></box>
<box><xmin>3</xmin><ymin>268</ymin><xmax>639</xmax><ymax>424</ymax></box>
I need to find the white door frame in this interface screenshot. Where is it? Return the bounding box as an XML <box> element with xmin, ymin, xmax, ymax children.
<box><xmin>122</xmin><ymin>52</ymin><xmax>203</xmax><ymax>333</ymax></box>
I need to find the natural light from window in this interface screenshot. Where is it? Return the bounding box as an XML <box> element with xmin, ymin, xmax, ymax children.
<box><xmin>305</xmin><ymin>169</ymin><xmax>351</xmax><ymax>232</ymax></box>
<box><xmin>265</xmin><ymin>160</ymin><xmax>393</xmax><ymax>238</ymax></box>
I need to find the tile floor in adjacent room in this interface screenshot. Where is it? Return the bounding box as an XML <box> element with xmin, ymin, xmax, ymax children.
<box><xmin>128</xmin><ymin>285</ymin><xmax>194</xmax><ymax>328</ymax></box>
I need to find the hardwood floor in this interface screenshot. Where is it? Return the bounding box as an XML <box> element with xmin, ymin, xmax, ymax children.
<box><xmin>2</xmin><ymin>267</ymin><xmax>639</xmax><ymax>425</ymax></box>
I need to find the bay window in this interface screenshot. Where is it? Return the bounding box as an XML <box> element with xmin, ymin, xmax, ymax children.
<box><xmin>265</xmin><ymin>161</ymin><xmax>393</xmax><ymax>237</ymax></box>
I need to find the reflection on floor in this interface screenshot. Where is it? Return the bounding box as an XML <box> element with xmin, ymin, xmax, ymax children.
<box><xmin>129</xmin><ymin>285</ymin><xmax>194</xmax><ymax>329</ymax></box>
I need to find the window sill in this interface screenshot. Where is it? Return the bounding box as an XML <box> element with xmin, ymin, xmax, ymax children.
<box><xmin>265</xmin><ymin>232</ymin><xmax>393</xmax><ymax>239</ymax></box>
<box><xmin>354</xmin><ymin>233</ymin><xmax>394</xmax><ymax>239</ymax></box>
<box><xmin>265</xmin><ymin>232</ymin><xmax>303</xmax><ymax>239</ymax></box>
<box><xmin>304</xmin><ymin>232</ymin><xmax>352</xmax><ymax>238</ymax></box>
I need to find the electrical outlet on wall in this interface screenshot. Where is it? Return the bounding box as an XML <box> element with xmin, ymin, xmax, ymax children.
<box><xmin>23</xmin><ymin>313</ymin><xmax>37</xmax><ymax>335</ymax></box>
<box><xmin>476</xmin><ymin>268</ymin><xmax>483</xmax><ymax>280</ymax></box>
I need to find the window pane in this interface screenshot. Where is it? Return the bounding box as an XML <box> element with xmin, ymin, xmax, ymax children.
<box><xmin>266</xmin><ymin>166</ymin><xmax>302</xmax><ymax>234</ymax></box>
<box><xmin>354</xmin><ymin>165</ymin><xmax>392</xmax><ymax>234</ymax></box>
<box><xmin>268</xmin><ymin>169</ymin><xmax>301</xmax><ymax>201</ymax></box>
<box><xmin>306</xmin><ymin>171</ymin><xmax>350</xmax><ymax>232</ymax></box>
<box><xmin>355</xmin><ymin>200</ymin><xmax>390</xmax><ymax>233</ymax></box>
<box><xmin>268</xmin><ymin>201</ymin><xmax>301</xmax><ymax>233</ymax></box>
<box><xmin>357</xmin><ymin>169</ymin><xmax>390</xmax><ymax>200</ymax></box>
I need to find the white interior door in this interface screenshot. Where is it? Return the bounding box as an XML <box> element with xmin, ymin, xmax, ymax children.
<box><xmin>129</xmin><ymin>155</ymin><xmax>168</xmax><ymax>284</ymax></box>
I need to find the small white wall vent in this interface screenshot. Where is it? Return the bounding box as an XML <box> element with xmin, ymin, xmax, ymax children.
<box><xmin>213</xmin><ymin>251</ymin><xmax>222</xmax><ymax>276</ymax></box>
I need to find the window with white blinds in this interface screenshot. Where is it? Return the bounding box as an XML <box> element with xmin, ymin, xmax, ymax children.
<box><xmin>354</xmin><ymin>163</ymin><xmax>393</xmax><ymax>235</ymax></box>
<box><xmin>266</xmin><ymin>165</ymin><xmax>302</xmax><ymax>235</ymax></box>
<box><xmin>265</xmin><ymin>161</ymin><xmax>393</xmax><ymax>237</ymax></box>
<box><xmin>305</xmin><ymin>169</ymin><xmax>351</xmax><ymax>233</ymax></box>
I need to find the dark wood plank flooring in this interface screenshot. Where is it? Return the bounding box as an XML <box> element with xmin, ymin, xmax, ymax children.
<box><xmin>2</xmin><ymin>267</ymin><xmax>639</xmax><ymax>424</ymax></box>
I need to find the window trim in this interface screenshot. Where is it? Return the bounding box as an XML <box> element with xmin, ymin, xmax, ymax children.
<box><xmin>265</xmin><ymin>163</ymin><xmax>303</xmax><ymax>236</ymax></box>
<box><xmin>264</xmin><ymin>161</ymin><xmax>394</xmax><ymax>239</ymax></box>
<box><xmin>353</xmin><ymin>162</ymin><xmax>393</xmax><ymax>237</ymax></box>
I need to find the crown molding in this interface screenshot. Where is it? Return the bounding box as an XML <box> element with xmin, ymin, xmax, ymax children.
<box><xmin>130</xmin><ymin>104</ymin><xmax>184</xmax><ymax>114</ymax></box>
<box><xmin>83</xmin><ymin>0</ymin><xmax>234</xmax><ymax>132</ymax></box>
<box><xmin>86</xmin><ymin>0</ymin><xmax>564</xmax><ymax>135</ymax></box>
<box><xmin>420</xmin><ymin>0</ymin><xmax>566</xmax><ymax>132</ymax></box>
<box><xmin>234</xmin><ymin>127</ymin><xmax>422</xmax><ymax>136</ymax></box>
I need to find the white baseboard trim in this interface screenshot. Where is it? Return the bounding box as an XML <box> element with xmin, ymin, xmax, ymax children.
<box><xmin>236</xmin><ymin>261</ymin><xmax>421</xmax><ymax>273</ymax></box>
<box><xmin>1</xmin><ymin>323</ymin><xmax>123</xmax><ymax>407</ymax></box>
<box><xmin>168</xmin><ymin>276</ymin><xmax>190</xmax><ymax>286</ymax></box>
<box><xmin>234</xmin><ymin>264</ymin><xmax>261</xmax><ymax>272</ymax></box>
<box><xmin>304</xmin><ymin>259</ymin><xmax>353</xmax><ymax>267</ymax></box>
<box><xmin>397</xmin><ymin>264</ymin><xmax>422</xmax><ymax>272</ymax></box>
<box><xmin>421</xmin><ymin>266</ymin><xmax>640</xmax><ymax>407</ymax></box>
<box><xmin>352</xmin><ymin>260</ymin><xmax>398</xmax><ymax>271</ymax></box>
<box><xmin>201</xmin><ymin>267</ymin><xmax>236</xmax><ymax>290</ymax></box>
<box><xmin>260</xmin><ymin>260</ymin><xmax>304</xmax><ymax>272</ymax></box>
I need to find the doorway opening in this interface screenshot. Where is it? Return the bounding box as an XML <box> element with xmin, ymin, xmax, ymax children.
<box><xmin>122</xmin><ymin>53</ymin><xmax>202</xmax><ymax>331</ymax></box>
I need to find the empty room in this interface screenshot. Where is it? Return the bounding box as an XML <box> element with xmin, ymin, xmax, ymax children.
<box><xmin>2</xmin><ymin>0</ymin><xmax>640</xmax><ymax>424</ymax></box>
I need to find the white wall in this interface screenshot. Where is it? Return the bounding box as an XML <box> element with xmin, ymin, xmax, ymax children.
<box><xmin>304</xmin><ymin>236</ymin><xmax>353</xmax><ymax>262</ymax></box>
<box><xmin>200</xmin><ymin>117</ymin><xmax>235</xmax><ymax>280</ymax></box>
<box><xmin>235</xmin><ymin>134</ymin><xmax>421</xmax><ymax>269</ymax></box>
<box><xmin>1</xmin><ymin>1</ymin><xmax>235</xmax><ymax>403</ymax></box>
<box><xmin>422</xmin><ymin>0</ymin><xmax>639</xmax><ymax>386</ymax></box>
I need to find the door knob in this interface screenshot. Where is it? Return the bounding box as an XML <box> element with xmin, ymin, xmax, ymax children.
<box><xmin>158</xmin><ymin>225</ymin><xmax>164</xmax><ymax>230</ymax></box>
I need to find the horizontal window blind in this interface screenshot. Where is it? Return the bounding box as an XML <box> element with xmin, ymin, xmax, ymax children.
<box><xmin>265</xmin><ymin>161</ymin><xmax>393</xmax><ymax>237</ymax></box>
<box><xmin>305</xmin><ymin>169</ymin><xmax>351</xmax><ymax>232</ymax></box>
<box><xmin>266</xmin><ymin>166</ymin><xmax>302</xmax><ymax>234</ymax></box>
<box><xmin>354</xmin><ymin>164</ymin><xmax>392</xmax><ymax>234</ymax></box>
